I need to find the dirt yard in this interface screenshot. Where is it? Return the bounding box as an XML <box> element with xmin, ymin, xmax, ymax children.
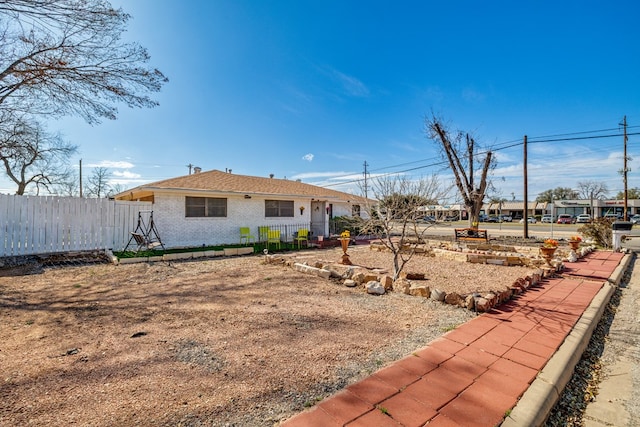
<box><xmin>0</xmin><ymin>245</ymin><xmax>535</xmax><ymax>426</ymax></box>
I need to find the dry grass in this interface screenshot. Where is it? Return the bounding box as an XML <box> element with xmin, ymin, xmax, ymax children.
<box><xmin>0</xmin><ymin>246</ymin><xmax>535</xmax><ymax>426</ymax></box>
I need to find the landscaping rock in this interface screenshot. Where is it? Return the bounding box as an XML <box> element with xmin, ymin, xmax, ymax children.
<box><xmin>444</xmin><ymin>292</ymin><xmax>462</xmax><ymax>306</ymax></box>
<box><xmin>430</xmin><ymin>288</ymin><xmax>445</xmax><ymax>302</ymax></box>
<box><xmin>474</xmin><ymin>297</ymin><xmax>491</xmax><ymax>312</ymax></box>
<box><xmin>409</xmin><ymin>285</ymin><xmax>430</xmax><ymax>298</ymax></box>
<box><xmin>363</xmin><ymin>273</ymin><xmax>379</xmax><ymax>283</ymax></box>
<box><xmin>465</xmin><ymin>294</ymin><xmax>475</xmax><ymax>310</ymax></box>
<box><xmin>392</xmin><ymin>279</ymin><xmax>411</xmax><ymax>295</ymax></box>
<box><xmin>343</xmin><ymin>279</ymin><xmax>357</xmax><ymax>287</ymax></box>
<box><xmin>343</xmin><ymin>267</ymin><xmax>355</xmax><ymax>279</ymax></box>
<box><xmin>366</xmin><ymin>281</ymin><xmax>385</xmax><ymax>295</ymax></box>
<box><xmin>379</xmin><ymin>275</ymin><xmax>394</xmax><ymax>291</ymax></box>
<box><xmin>403</xmin><ymin>272</ymin><xmax>426</xmax><ymax>280</ymax></box>
<box><xmin>293</xmin><ymin>263</ymin><xmax>331</xmax><ymax>279</ymax></box>
<box><xmin>352</xmin><ymin>272</ymin><xmax>366</xmax><ymax>284</ymax></box>
<box><xmin>328</xmin><ymin>269</ymin><xmax>343</xmax><ymax>279</ymax></box>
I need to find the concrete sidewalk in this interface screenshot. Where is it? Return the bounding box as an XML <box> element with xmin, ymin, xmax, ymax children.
<box><xmin>281</xmin><ymin>250</ymin><xmax>630</xmax><ymax>427</ymax></box>
<box><xmin>582</xmin><ymin>255</ymin><xmax>640</xmax><ymax>427</ymax></box>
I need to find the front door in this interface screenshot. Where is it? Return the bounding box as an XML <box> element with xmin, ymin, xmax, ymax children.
<box><xmin>310</xmin><ymin>201</ymin><xmax>326</xmax><ymax>238</ymax></box>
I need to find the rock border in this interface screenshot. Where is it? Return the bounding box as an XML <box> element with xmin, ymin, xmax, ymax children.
<box><xmin>264</xmin><ymin>241</ymin><xmax>598</xmax><ymax>313</ymax></box>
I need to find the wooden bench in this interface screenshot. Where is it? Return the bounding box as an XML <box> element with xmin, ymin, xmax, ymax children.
<box><xmin>454</xmin><ymin>228</ymin><xmax>488</xmax><ymax>243</ymax></box>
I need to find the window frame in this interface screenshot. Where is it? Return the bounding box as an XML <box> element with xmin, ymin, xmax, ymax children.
<box><xmin>265</xmin><ymin>199</ymin><xmax>294</xmax><ymax>218</ymax></box>
<box><xmin>185</xmin><ymin>196</ymin><xmax>227</xmax><ymax>218</ymax></box>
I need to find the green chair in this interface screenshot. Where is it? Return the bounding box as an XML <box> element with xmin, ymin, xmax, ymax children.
<box><xmin>267</xmin><ymin>230</ymin><xmax>281</xmax><ymax>250</ymax></box>
<box><xmin>294</xmin><ymin>228</ymin><xmax>309</xmax><ymax>249</ymax></box>
<box><xmin>258</xmin><ymin>226</ymin><xmax>270</xmax><ymax>242</ymax></box>
<box><xmin>240</xmin><ymin>227</ymin><xmax>255</xmax><ymax>245</ymax></box>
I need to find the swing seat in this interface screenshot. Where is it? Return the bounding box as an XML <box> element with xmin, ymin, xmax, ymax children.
<box><xmin>131</xmin><ymin>232</ymin><xmax>163</xmax><ymax>252</ymax></box>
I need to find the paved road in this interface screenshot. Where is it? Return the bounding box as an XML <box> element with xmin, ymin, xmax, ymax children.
<box><xmin>420</xmin><ymin>221</ymin><xmax>640</xmax><ymax>242</ymax></box>
<box><xmin>419</xmin><ymin>221</ymin><xmax>583</xmax><ymax>240</ymax></box>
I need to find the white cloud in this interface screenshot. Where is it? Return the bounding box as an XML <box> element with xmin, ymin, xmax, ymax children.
<box><xmin>113</xmin><ymin>170</ymin><xmax>141</xmax><ymax>179</ymax></box>
<box><xmin>302</xmin><ymin>153</ymin><xmax>314</xmax><ymax>162</ymax></box>
<box><xmin>320</xmin><ymin>65</ymin><xmax>369</xmax><ymax>98</ymax></box>
<box><xmin>86</xmin><ymin>160</ymin><xmax>134</xmax><ymax>169</ymax></box>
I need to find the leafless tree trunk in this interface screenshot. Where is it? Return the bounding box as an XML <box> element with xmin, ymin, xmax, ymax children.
<box><xmin>425</xmin><ymin>115</ymin><xmax>494</xmax><ymax>228</ymax></box>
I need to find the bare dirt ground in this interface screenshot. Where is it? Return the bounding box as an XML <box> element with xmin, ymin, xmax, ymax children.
<box><xmin>0</xmin><ymin>245</ymin><xmax>535</xmax><ymax>426</ymax></box>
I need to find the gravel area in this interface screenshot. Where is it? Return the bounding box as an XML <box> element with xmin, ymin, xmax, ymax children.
<box><xmin>0</xmin><ymin>245</ymin><xmax>536</xmax><ymax>426</ymax></box>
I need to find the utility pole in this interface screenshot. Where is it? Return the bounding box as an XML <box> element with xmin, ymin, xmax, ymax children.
<box><xmin>622</xmin><ymin>116</ymin><xmax>629</xmax><ymax>221</ymax></box>
<box><xmin>187</xmin><ymin>163</ymin><xmax>193</xmax><ymax>175</ymax></box>
<box><xmin>362</xmin><ymin>161</ymin><xmax>369</xmax><ymax>199</ymax></box>
<box><xmin>79</xmin><ymin>159</ymin><xmax>83</xmax><ymax>198</ymax></box>
<box><xmin>523</xmin><ymin>135</ymin><xmax>528</xmax><ymax>238</ymax></box>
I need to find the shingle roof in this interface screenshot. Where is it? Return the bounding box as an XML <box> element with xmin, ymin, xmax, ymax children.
<box><xmin>115</xmin><ymin>169</ymin><xmax>370</xmax><ymax>203</ymax></box>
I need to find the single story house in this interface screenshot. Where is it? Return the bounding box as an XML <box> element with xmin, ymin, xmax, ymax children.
<box><xmin>114</xmin><ymin>169</ymin><xmax>373</xmax><ymax>248</ymax></box>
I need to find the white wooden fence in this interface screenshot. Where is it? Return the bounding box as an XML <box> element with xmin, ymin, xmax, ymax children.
<box><xmin>0</xmin><ymin>194</ymin><xmax>151</xmax><ymax>257</ymax></box>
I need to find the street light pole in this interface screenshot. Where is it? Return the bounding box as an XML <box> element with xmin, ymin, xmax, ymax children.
<box><xmin>550</xmin><ymin>196</ymin><xmax>554</xmax><ymax>239</ymax></box>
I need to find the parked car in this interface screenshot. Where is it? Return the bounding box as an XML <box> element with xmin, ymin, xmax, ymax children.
<box><xmin>574</xmin><ymin>214</ymin><xmax>591</xmax><ymax>224</ymax></box>
<box><xmin>418</xmin><ymin>215</ymin><xmax>437</xmax><ymax>223</ymax></box>
<box><xmin>541</xmin><ymin>214</ymin><xmax>553</xmax><ymax>223</ymax></box>
<box><xmin>603</xmin><ymin>213</ymin><xmax>622</xmax><ymax>220</ymax></box>
<box><xmin>486</xmin><ymin>216</ymin><xmax>500</xmax><ymax>223</ymax></box>
<box><xmin>444</xmin><ymin>215</ymin><xmax>459</xmax><ymax>222</ymax></box>
<box><xmin>519</xmin><ymin>216</ymin><xmax>537</xmax><ymax>224</ymax></box>
<box><xmin>500</xmin><ymin>214</ymin><xmax>513</xmax><ymax>222</ymax></box>
<box><xmin>631</xmin><ymin>214</ymin><xmax>640</xmax><ymax>225</ymax></box>
<box><xmin>557</xmin><ymin>214</ymin><xmax>574</xmax><ymax>224</ymax></box>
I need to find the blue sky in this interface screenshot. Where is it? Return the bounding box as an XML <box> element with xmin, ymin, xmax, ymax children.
<box><xmin>7</xmin><ymin>0</ymin><xmax>639</xmax><ymax>202</ymax></box>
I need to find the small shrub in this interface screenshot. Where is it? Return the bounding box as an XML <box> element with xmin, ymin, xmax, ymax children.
<box><xmin>578</xmin><ymin>218</ymin><xmax>613</xmax><ymax>248</ymax></box>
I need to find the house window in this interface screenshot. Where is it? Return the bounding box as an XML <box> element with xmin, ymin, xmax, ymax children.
<box><xmin>265</xmin><ymin>200</ymin><xmax>294</xmax><ymax>217</ymax></box>
<box><xmin>185</xmin><ymin>197</ymin><xmax>227</xmax><ymax>217</ymax></box>
<box><xmin>352</xmin><ymin>205</ymin><xmax>361</xmax><ymax>217</ymax></box>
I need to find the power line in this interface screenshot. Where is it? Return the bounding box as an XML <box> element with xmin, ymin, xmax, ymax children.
<box><xmin>320</xmin><ymin>128</ymin><xmax>639</xmax><ymax>189</ymax></box>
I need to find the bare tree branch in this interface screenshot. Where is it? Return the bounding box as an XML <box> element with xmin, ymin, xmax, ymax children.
<box><xmin>0</xmin><ymin>114</ymin><xmax>77</xmax><ymax>194</ymax></box>
<box><xmin>0</xmin><ymin>0</ymin><xmax>167</xmax><ymax>124</ymax></box>
<box><xmin>86</xmin><ymin>166</ymin><xmax>111</xmax><ymax>198</ymax></box>
<box><xmin>577</xmin><ymin>180</ymin><xmax>609</xmax><ymax>216</ymax></box>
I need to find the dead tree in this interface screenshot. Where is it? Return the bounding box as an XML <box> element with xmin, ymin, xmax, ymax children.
<box><xmin>426</xmin><ymin>116</ymin><xmax>494</xmax><ymax>228</ymax></box>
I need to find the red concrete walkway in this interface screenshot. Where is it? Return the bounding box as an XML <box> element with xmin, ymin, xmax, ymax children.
<box><xmin>281</xmin><ymin>251</ymin><xmax>625</xmax><ymax>427</ymax></box>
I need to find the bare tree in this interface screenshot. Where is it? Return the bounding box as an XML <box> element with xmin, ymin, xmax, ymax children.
<box><xmin>0</xmin><ymin>0</ymin><xmax>167</xmax><ymax>124</ymax></box>
<box><xmin>360</xmin><ymin>174</ymin><xmax>450</xmax><ymax>280</ymax></box>
<box><xmin>107</xmin><ymin>182</ymin><xmax>125</xmax><ymax>198</ymax></box>
<box><xmin>425</xmin><ymin>115</ymin><xmax>495</xmax><ymax>227</ymax></box>
<box><xmin>0</xmin><ymin>115</ymin><xmax>77</xmax><ymax>194</ymax></box>
<box><xmin>86</xmin><ymin>166</ymin><xmax>111</xmax><ymax>198</ymax></box>
<box><xmin>577</xmin><ymin>180</ymin><xmax>608</xmax><ymax>216</ymax></box>
<box><xmin>50</xmin><ymin>168</ymin><xmax>79</xmax><ymax>196</ymax></box>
